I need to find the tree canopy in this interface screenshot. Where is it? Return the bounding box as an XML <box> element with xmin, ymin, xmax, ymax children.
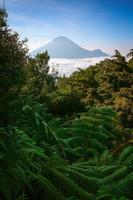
<box><xmin>0</xmin><ymin>8</ymin><xmax>133</xmax><ymax>200</ymax></box>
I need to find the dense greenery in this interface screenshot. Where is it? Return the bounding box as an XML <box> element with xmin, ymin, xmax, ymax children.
<box><xmin>54</xmin><ymin>50</ymin><xmax>133</xmax><ymax>128</ymax></box>
<box><xmin>0</xmin><ymin>8</ymin><xmax>133</xmax><ymax>200</ymax></box>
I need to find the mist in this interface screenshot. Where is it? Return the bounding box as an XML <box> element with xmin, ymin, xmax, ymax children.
<box><xmin>49</xmin><ymin>56</ymin><xmax>108</xmax><ymax>76</ymax></box>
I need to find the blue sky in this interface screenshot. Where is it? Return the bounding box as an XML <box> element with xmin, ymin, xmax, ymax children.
<box><xmin>5</xmin><ymin>0</ymin><xmax>133</xmax><ymax>54</ymax></box>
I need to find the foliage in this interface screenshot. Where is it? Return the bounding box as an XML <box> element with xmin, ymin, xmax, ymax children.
<box><xmin>1</xmin><ymin>102</ymin><xmax>133</xmax><ymax>200</ymax></box>
<box><xmin>0</xmin><ymin>8</ymin><xmax>28</xmax><ymax>125</ymax></box>
<box><xmin>59</xmin><ymin>50</ymin><xmax>133</xmax><ymax>128</ymax></box>
<box><xmin>27</xmin><ymin>51</ymin><xmax>58</xmax><ymax>96</ymax></box>
<box><xmin>0</xmin><ymin>8</ymin><xmax>133</xmax><ymax>200</ymax></box>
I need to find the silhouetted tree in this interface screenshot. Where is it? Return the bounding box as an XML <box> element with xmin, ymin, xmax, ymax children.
<box><xmin>0</xmin><ymin>8</ymin><xmax>28</xmax><ymax>124</ymax></box>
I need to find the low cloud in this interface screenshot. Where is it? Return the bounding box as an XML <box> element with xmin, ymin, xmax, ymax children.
<box><xmin>49</xmin><ymin>57</ymin><xmax>108</xmax><ymax>76</ymax></box>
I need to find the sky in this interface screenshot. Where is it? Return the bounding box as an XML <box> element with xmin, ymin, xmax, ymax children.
<box><xmin>3</xmin><ymin>0</ymin><xmax>133</xmax><ymax>54</ymax></box>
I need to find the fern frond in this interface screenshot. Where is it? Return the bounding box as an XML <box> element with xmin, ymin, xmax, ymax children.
<box><xmin>117</xmin><ymin>145</ymin><xmax>133</xmax><ymax>165</ymax></box>
<box><xmin>52</xmin><ymin>169</ymin><xmax>95</xmax><ymax>200</ymax></box>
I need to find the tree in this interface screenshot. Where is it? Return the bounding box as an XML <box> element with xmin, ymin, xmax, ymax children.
<box><xmin>127</xmin><ymin>49</ymin><xmax>133</xmax><ymax>59</ymax></box>
<box><xmin>1</xmin><ymin>7</ymin><xmax>133</xmax><ymax>200</ymax></box>
<box><xmin>112</xmin><ymin>50</ymin><xmax>126</xmax><ymax>65</ymax></box>
<box><xmin>27</xmin><ymin>51</ymin><xmax>58</xmax><ymax>97</ymax></box>
<box><xmin>63</xmin><ymin>50</ymin><xmax>133</xmax><ymax>128</ymax></box>
<box><xmin>127</xmin><ymin>49</ymin><xmax>133</xmax><ymax>67</ymax></box>
<box><xmin>0</xmin><ymin>8</ymin><xmax>28</xmax><ymax>124</ymax></box>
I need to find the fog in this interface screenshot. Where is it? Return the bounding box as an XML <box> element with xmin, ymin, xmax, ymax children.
<box><xmin>49</xmin><ymin>57</ymin><xmax>108</xmax><ymax>76</ymax></box>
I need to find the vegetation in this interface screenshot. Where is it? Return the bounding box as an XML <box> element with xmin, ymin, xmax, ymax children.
<box><xmin>0</xmin><ymin>8</ymin><xmax>133</xmax><ymax>200</ymax></box>
<box><xmin>54</xmin><ymin>50</ymin><xmax>133</xmax><ymax>128</ymax></box>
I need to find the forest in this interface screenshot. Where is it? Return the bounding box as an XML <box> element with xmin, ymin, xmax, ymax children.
<box><xmin>0</xmin><ymin>8</ymin><xmax>133</xmax><ymax>200</ymax></box>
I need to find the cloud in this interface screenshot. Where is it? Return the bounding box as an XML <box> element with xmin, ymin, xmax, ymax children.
<box><xmin>6</xmin><ymin>1</ymin><xmax>132</xmax><ymax>55</ymax></box>
<box><xmin>9</xmin><ymin>13</ymin><xmax>53</xmax><ymax>28</ymax></box>
<box><xmin>6</xmin><ymin>0</ymin><xmax>32</xmax><ymax>5</ymax></box>
<box><xmin>8</xmin><ymin>13</ymin><xmax>60</xmax><ymax>50</ymax></box>
<box><xmin>39</xmin><ymin>0</ymin><xmax>81</xmax><ymax>13</ymax></box>
<box><xmin>8</xmin><ymin>11</ymin><xmax>84</xmax><ymax>51</ymax></box>
<box><xmin>49</xmin><ymin>57</ymin><xmax>108</xmax><ymax>76</ymax></box>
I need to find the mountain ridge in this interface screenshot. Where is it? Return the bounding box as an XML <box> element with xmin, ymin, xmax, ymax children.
<box><xmin>31</xmin><ymin>36</ymin><xmax>109</xmax><ymax>58</ymax></box>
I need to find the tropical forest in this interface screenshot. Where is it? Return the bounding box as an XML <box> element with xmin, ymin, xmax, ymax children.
<box><xmin>0</xmin><ymin>7</ymin><xmax>133</xmax><ymax>200</ymax></box>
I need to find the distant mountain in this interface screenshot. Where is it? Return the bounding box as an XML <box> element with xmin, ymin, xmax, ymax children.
<box><xmin>31</xmin><ymin>36</ymin><xmax>108</xmax><ymax>58</ymax></box>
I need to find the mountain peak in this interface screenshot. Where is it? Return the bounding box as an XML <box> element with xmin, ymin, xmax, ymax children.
<box><xmin>52</xmin><ymin>36</ymin><xmax>75</xmax><ymax>44</ymax></box>
<box><xmin>53</xmin><ymin>36</ymin><xmax>70</xmax><ymax>41</ymax></box>
<box><xmin>31</xmin><ymin>36</ymin><xmax>108</xmax><ymax>58</ymax></box>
